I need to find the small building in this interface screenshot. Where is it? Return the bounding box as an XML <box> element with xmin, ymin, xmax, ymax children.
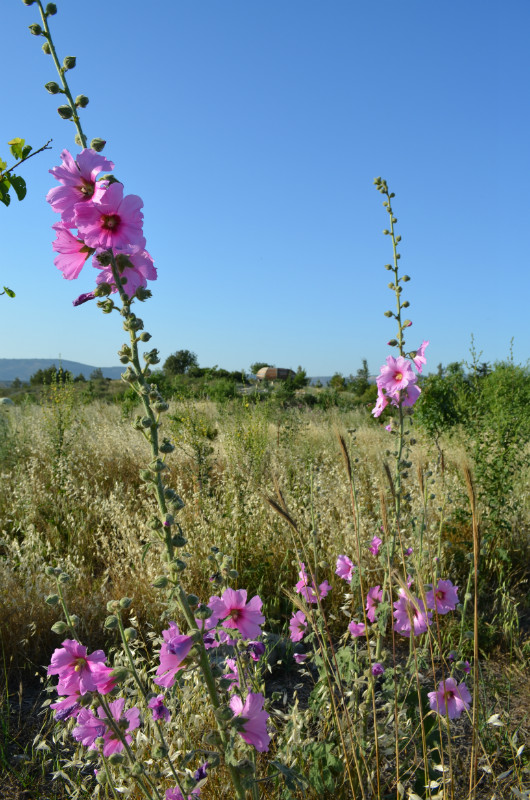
<box><xmin>256</xmin><ymin>367</ymin><xmax>295</xmax><ymax>382</ymax></box>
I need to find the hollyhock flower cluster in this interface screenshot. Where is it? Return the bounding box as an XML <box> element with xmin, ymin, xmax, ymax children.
<box><xmin>72</xmin><ymin>697</ymin><xmax>140</xmax><ymax>757</ymax></box>
<box><xmin>426</xmin><ymin>579</ymin><xmax>459</xmax><ymax>615</ymax></box>
<box><xmin>393</xmin><ymin>590</ymin><xmax>433</xmax><ymax>637</ymax></box>
<box><xmin>295</xmin><ymin>562</ymin><xmax>331</xmax><ymax>604</ymax></box>
<box><xmin>428</xmin><ymin>677</ymin><xmax>471</xmax><ymax>719</ymax></box>
<box><xmin>155</xmin><ymin>622</ymin><xmax>194</xmax><ymax>688</ymax></box>
<box><xmin>336</xmin><ymin>554</ymin><xmax>355</xmax><ymax>582</ymax></box>
<box><xmin>47</xmin><ymin>148</ymin><xmax>156</xmax><ymax>302</ymax></box>
<box><xmin>229</xmin><ymin>692</ymin><xmax>270</xmax><ymax>752</ymax></box>
<box><xmin>372</xmin><ymin>341</ymin><xmax>429</xmax><ymax>418</ymax></box>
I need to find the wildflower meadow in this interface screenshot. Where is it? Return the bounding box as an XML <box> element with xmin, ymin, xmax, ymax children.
<box><xmin>1</xmin><ymin>3</ymin><xmax>529</xmax><ymax>800</ymax></box>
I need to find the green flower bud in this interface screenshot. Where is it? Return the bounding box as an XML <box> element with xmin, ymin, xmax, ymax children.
<box><xmin>131</xmin><ymin>763</ymin><xmax>144</xmax><ymax>776</ymax></box>
<box><xmin>204</xmin><ymin>731</ymin><xmax>222</xmax><ymax>747</ymax></box>
<box><xmin>70</xmin><ymin>616</ymin><xmax>79</xmax><ymax>628</ymax></box>
<box><xmin>152</xmin><ymin>745</ymin><xmax>168</xmax><ymax>759</ymax></box>
<box><xmin>75</xmin><ymin>94</ymin><xmax>89</xmax><ymax>108</ymax></box>
<box><xmin>160</xmin><ymin>438</ymin><xmax>175</xmax><ymax>454</ymax></box>
<box><xmin>164</xmin><ymin>514</ymin><xmax>174</xmax><ymax>526</ymax></box>
<box><xmin>104</xmin><ymin>615</ymin><xmax>119</xmax><ymax>629</ymax></box>
<box><xmin>51</xmin><ymin>620</ymin><xmax>68</xmax><ymax>635</ymax></box>
<box><xmin>42</xmin><ymin>42</ymin><xmax>51</xmax><ymax>54</ymax></box>
<box><xmin>154</xmin><ymin>401</ymin><xmax>169</xmax><ymax>413</ymax></box>
<box><xmin>107</xmin><ymin>600</ymin><xmax>119</xmax><ymax>612</ymax></box>
<box><xmin>384</xmin><ymin>310</ymin><xmax>393</xmax><ymax>317</ymax></box>
<box><xmin>44</xmin><ymin>566</ymin><xmax>56</xmax><ymax>577</ymax></box>
<box><xmin>119</xmin><ymin>597</ymin><xmax>133</xmax><ymax>609</ymax></box>
<box><xmin>387</xmin><ymin>339</ymin><xmax>398</xmax><ymax>347</ymax></box>
<box><xmin>139</xmin><ymin>331</ymin><xmax>152</xmax><ymax>342</ymax></box>
<box><xmin>152</xmin><ymin>575</ymin><xmax>169</xmax><ymax>589</ymax></box>
<box><xmin>95</xmin><ymin>770</ymin><xmax>107</xmax><ymax>785</ymax></box>
<box><xmin>172</xmin><ymin>534</ymin><xmax>187</xmax><ymax>547</ymax></box>
<box><xmin>45</xmin><ymin>593</ymin><xmax>60</xmax><ymax>606</ymax></box>
<box><xmin>171</xmin><ymin>559</ymin><xmax>187</xmax><ymax>572</ymax></box>
<box><xmin>195</xmin><ymin>604</ymin><xmax>213</xmax><ymax>620</ymax></box>
<box><xmin>28</xmin><ymin>23</ymin><xmax>42</xmax><ymax>35</ymax></box>
<box><xmin>57</xmin><ymin>104</ymin><xmax>73</xmax><ymax>119</ymax></box>
<box><xmin>45</xmin><ymin>3</ymin><xmax>58</xmax><ymax>14</ymax></box>
<box><xmin>402</xmin><ymin>274</ymin><xmax>411</xmax><ymax>281</ymax></box>
<box><xmin>187</xmin><ymin>594</ymin><xmax>199</xmax><ymax>607</ymax></box>
<box><xmin>387</xmin><ymin>282</ymin><xmax>395</xmax><ymax>290</ymax></box>
<box><xmin>149</xmin><ymin>516</ymin><xmax>163</xmax><ymax>530</ymax></box>
<box><xmin>90</xmin><ymin>137</ymin><xmax>106</xmax><ymax>152</ymax></box>
<box><xmin>141</xmin><ymin>416</ymin><xmax>153</xmax><ymax>428</ymax></box>
<box><xmin>124</xmin><ymin>627</ymin><xmax>137</xmax><ymax>642</ymax></box>
<box><xmin>108</xmin><ymin>753</ymin><xmax>125</xmax><ymax>766</ymax></box>
<box><xmin>135</xmin><ymin>287</ymin><xmax>152</xmax><ymax>301</ymax></box>
<box><xmin>384</xmin><ymin>263</ymin><xmax>392</xmax><ymax>270</ymax></box>
<box><xmin>228</xmin><ymin>569</ymin><xmax>239</xmax><ymax>580</ymax></box>
<box><xmin>140</xmin><ymin>469</ymin><xmax>155</xmax><ymax>482</ymax></box>
<box><xmin>214</xmin><ymin>705</ymin><xmax>233</xmax><ymax>722</ymax></box>
<box><xmin>401</xmin><ymin>300</ymin><xmax>410</xmax><ymax>308</ymax></box>
<box><xmin>44</xmin><ymin>81</ymin><xmax>61</xmax><ymax>94</ymax></box>
<box><xmin>22</xmin><ymin>1</ymin><xmax>36</xmax><ymax>6</ymax></box>
<box><xmin>63</xmin><ymin>55</ymin><xmax>76</xmax><ymax>70</ymax></box>
<box><xmin>58</xmin><ymin>572</ymin><xmax>71</xmax><ymax>584</ymax></box>
<box><xmin>382</xmin><ymin>229</ymin><xmax>389</xmax><ymax>235</ymax></box>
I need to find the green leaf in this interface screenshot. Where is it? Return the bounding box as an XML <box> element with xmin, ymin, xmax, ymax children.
<box><xmin>8</xmin><ymin>137</ymin><xmax>25</xmax><ymax>160</ymax></box>
<box><xmin>3</xmin><ymin>287</ymin><xmax>15</xmax><ymax>298</ymax></box>
<box><xmin>0</xmin><ymin>179</ymin><xmax>11</xmax><ymax>207</ymax></box>
<box><xmin>0</xmin><ymin>157</ymin><xmax>7</xmax><ymax>172</ymax></box>
<box><xmin>21</xmin><ymin>145</ymin><xmax>33</xmax><ymax>159</ymax></box>
<box><xmin>141</xmin><ymin>541</ymin><xmax>152</xmax><ymax>563</ymax></box>
<box><xmin>10</xmin><ymin>174</ymin><xmax>26</xmax><ymax>202</ymax></box>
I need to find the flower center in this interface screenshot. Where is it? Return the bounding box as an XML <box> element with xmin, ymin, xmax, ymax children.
<box><xmin>79</xmin><ymin>180</ymin><xmax>94</xmax><ymax>198</ymax></box>
<box><xmin>435</xmin><ymin>589</ymin><xmax>444</xmax><ymax>600</ymax></box>
<box><xmin>394</xmin><ymin>371</ymin><xmax>403</xmax><ymax>382</ymax></box>
<box><xmin>230</xmin><ymin>609</ymin><xmax>241</xmax><ymax>621</ymax></box>
<box><xmin>101</xmin><ymin>213</ymin><xmax>120</xmax><ymax>230</ymax></box>
<box><xmin>74</xmin><ymin>657</ymin><xmax>87</xmax><ymax>672</ymax></box>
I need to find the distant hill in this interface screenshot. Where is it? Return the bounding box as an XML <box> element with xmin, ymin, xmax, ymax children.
<box><xmin>0</xmin><ymin>358</ymin><xmax>124</xmax><ymax>383</ymax></box>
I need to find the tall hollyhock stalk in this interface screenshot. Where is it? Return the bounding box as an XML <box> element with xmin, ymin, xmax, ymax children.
<box><xmin>24</xmin><ymin>3</ymin><xmax>251</xmax><ymax>798</ymax></box>
<box><xmin>372</xmin><ymin>177</ymin><xmax>428</xmax><ymax>564</ymax></box>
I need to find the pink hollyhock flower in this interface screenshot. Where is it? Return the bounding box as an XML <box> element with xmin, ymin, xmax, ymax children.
<box><xmin>412</xmin><ymin>340</ymin><xmax>429</xmax><ymax>373</ymax></box>
<box><xmin>95</xmin><ymin>249</ymin><xmax>157</xmax><ymax>299</ymax></box>
<box><xmin>229</xmin><ymin>692</ymin><xmax>270</xmax><ymax>752</ymax></box>
<box><xmin>401</xmin><ymin>382</ymin><xmax>421</xmax><ymax>408</ymax></box>
<box><xmin>72</xmin><ymin>707</ymin><xmax>106</xmax><ymax>749</ymax></box>
<box><xmin>385</xmin><ymin>423</ymin><xmax>392</xmax><ymax>432</ymax></box>
<box><xmin>463</xmin><ymin>660</ymin><xmax>471</xmax><ymax>674</ymax></box>
<box><xmin>51</xmin><ymin>693</ymin><xmax>81</xmax><ymax>721</ymax></box>
<box><xmin>148</xmin><ymin>694</ymin><xmax>170</xmax><ymax>722</ymax></box>
<box><xmin>47</xmin><ymin>148</ymin><xmax>114</xmax><ymax>225</ymax></box>
<box><xmin>166</xmin><ymin>787</ymin><xmax>200</xmax><ymax>800</ymax></box>
<box><xmin>336</xmin><ymin>555</ymin><xmax>355</xmax><ymax>583</ymax></box>
<box><xmin>428</xmin><ymin>677</ymin><xmax>471</xmax><ymax>720</ymax></box>
<box><xmin>293</xmin><ymin>652</ymin><xmax>307</xmax><ymax>664</ymax></box>
<box><xmin>372</xmin><ymin>662</ymin><xmax>385</xmax><ymax>676</ymax></box>
<box><xmin>224</xmin><ymin>658</ymin><xmax>239</xmax><ymax>688</ymax></box>
<box><xmin>247</xmin><ymin>641</ymin><xmax>265</xmax><ymax>661</ymax></box>
<box><xmin>372</xmin><ymin>388</ymin><xmax>389</xmax><ymax>418</ymax></box>
<box><xmin>73</xmin><ymin>291</ymin><xmax>96</xmax><ymax>306</ymax></box>
<box><xmin>393</xmin><ymin>591</ymin><xmax>433</xmax><ymax>637</ymax></box>
<box><xmin>208</xmin><ymin>588</ymin><xmax>265</xmax><ymax>641</ymax></box>
<box><xmin>366</xmin><ymin>585</ymin><xmax>383</xmax><ymax>623</ymax></box>
<box><xmin>369</xmin><ymin>536</ymin><xmax>382</xmax><ymax>556</ymax></box>
<box><xmin>348</xmin><ymin>620</ymin><xmax>366</xmax><ymax>638</ymax></box>
<box><xmin>295</xmin><ymin>562</ymin><xmax>331</xmax><ymax>604</ymax></box>
<box><xmin>74</xmin><ymin>182</ymin><xmax>146</xmax><ymax>253</ymax></box>
<box><xmin>426</xmin><ymin>579</ymin><xmax>459</xmax><ymax>615</ymax></box>
<box><xmin>89</xmin><ymin>663</ymin><xmax>117</xmax><ymax>695</ymax></box>
<box><xmin>155</xmin><ymin>622</ymin><xmax>194</xmax><ymax>688</ymax></box>
<box><xmin>99</xmin><ymin>698</ymin><xmax>140</xmax><ymax>757</ymax></box>
<box><xmin>289</xmin><ymin>611</ymin><xmax>307</xmax><ymax>643</ymax></box>
<box><xmin>52</xmin><ymin>222</ymin><xmax>95</xmax><ymax>280</ymax></box>
<box><xmin>48</xmin><ymin>639</ymin><xmax>107</xmax><ymax>695</ymax></box>
<box><xmin>377</xmin><ymin>356</ymin><xmax>416</xmax><ymax>399</ymax></box>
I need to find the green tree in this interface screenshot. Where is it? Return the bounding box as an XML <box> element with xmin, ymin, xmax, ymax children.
<box><xmin>164</xmin><ymin>349</ymin><xmax>198</xmax><ymax>376</ymax></box>
<box><xmin>292</xmin><ymin>366</ymin><xmax>309</xmax><ymax>389</ymax></box>
<box><xmin>329</xmin><ymin>372</ymin><xmax>347</xmax><ymax>391</ymax></box>
<box><xmin>30</xmin><ymin>365</ymin><xmax>73</xmax><ymax>386</ymax></box>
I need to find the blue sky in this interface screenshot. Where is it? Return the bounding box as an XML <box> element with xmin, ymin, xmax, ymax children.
<box><xmin>1</xmin><ymin>0</ymin><xmax>528</xmax><ymax>376</ymax></box>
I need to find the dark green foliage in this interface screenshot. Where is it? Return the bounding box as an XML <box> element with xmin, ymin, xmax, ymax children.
<box><xmin>163</xmin><ymin>349</ymin><xmax>198</xmax><ymax>376</ymax></box>
<box><xmin>29</xmin><ymin>365</ymin><xmax>73</xmax><ymax>385</ymax></box>
<box><xmin>249</xmin><ymin>362</ymin><xmax>271</xmax><ymax>375</ymax></box>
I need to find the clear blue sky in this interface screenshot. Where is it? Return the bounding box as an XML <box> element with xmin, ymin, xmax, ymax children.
<box><xmin>1</xmin><ymin>0</ymin><xmax>528</xmax><ymax>376</ymax></box>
